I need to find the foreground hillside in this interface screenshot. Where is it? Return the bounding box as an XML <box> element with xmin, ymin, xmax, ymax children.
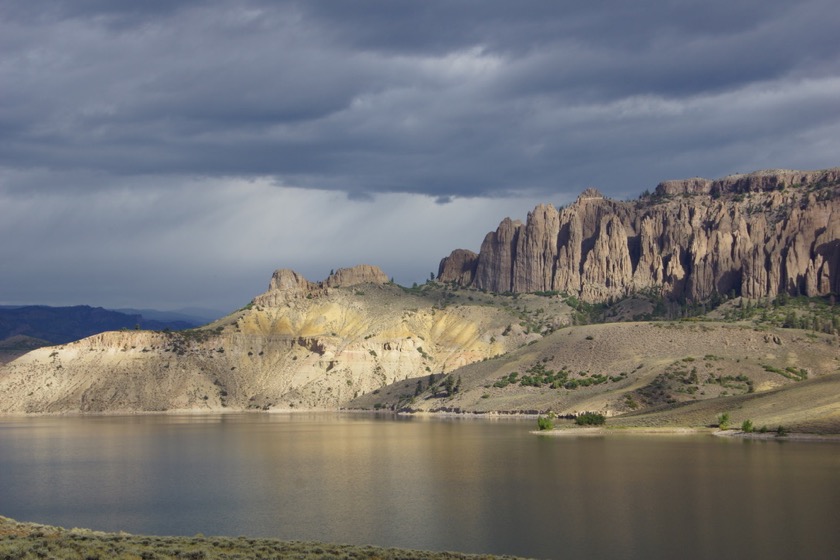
<box><xmin>0</xmin><ymin>267</ymin><xmax>570</xmax><ymax>413</ymax></box>
<box><xmin>0</xmin><ymin>516</ymin><xmax>521</xmax><ymax>560</ymax></box>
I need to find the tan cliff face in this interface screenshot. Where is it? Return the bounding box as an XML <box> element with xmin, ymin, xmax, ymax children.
<box><xmin>0</xmin><ymin>270</ymin><xmax>570</xmax><ymax>414</ymax></box>
<box><xmin>439</xmin><ymin>168</ymin><xmax>840</xmax><ymax>303</ymax></box>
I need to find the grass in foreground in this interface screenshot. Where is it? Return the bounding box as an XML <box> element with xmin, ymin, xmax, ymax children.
<box><xmin>0</xmin><ymin>516</ymin><xmax>528</xmax><ymax>560</ymax></box>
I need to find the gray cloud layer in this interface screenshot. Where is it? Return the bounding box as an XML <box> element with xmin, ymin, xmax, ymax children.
<box><xmin>1</xmin><ymin>1</ymin><xmax>839</xmax><ymax>311</ymax></box>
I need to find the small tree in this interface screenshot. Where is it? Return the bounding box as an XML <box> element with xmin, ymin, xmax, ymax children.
<box><xmin>741</xmin><ymin>419</ymin><xmax>754</xmax><ymax>433</ymax></box>
<box><xmin>443</xmin><ymin>375</ymin><xmax>455</xmax><ymax>395</ymax></box>
<box><xmin>537</xmin><ymin>414</ymin><xmax>554</xmax><ymax>431</ymax></box>
<box><xmin>717</xmin><ymin>412</ymin><xmax>730</xmax><ymax>430</ymax></box>
<box><xmin>782</xmin><ymin>311</ymin><xmax>797</xmax><ymax>328</ymax></box>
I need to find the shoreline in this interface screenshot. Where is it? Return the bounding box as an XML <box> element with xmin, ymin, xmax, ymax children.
<box><xmin>0</xmin><ymin>407</ymin><xmax>544</xmax><ymax>419</ymax></box>
<box><xmin>712</xmin><ymin>429</ymin><xmax>840</xmax><ymax>442</ymax></box>
<box><xmin>533</xmin><ymin>426</ymin><xmax>711</xmax><ymax>436</ymax></box>
<box><xmin>2</xmin><ymin>409</ymin><xmax>839</xmax><ymax>440</ymax></box>
<box><xmin>533</xmin><ymin>426</ymin><xmax>840</xmax><ymax>441</ymax></box>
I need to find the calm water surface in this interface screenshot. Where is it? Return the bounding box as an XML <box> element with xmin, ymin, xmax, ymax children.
<box><xmin>1</xmin><ymin>413</ymin><xmax>838</xmax><ymax>559</ymax></box>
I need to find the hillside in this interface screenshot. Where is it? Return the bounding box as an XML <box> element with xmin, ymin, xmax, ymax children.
<box><xmin>609</xmin><ymin>373</ymin><xmax>840</xmax><ymax>434</ymax></box>
<box><xmin>0</xmin><ymin>267</ymin><xmax>571</xmax><ymax>413</ymax></box>
<box><xmin>350</xmin><ymin>316</ymin><xmax>840</xmax><ymax>433</ymax></box>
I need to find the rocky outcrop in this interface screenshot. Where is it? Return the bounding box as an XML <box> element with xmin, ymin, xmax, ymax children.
<box><xmin>268</xmin><ymin>269</ymin><xmax>315</xmax><ymax>293</ymax></box>
<box><xmin>254</xmin><ymin>265</ymin><xmax>389</xmax><ymax>306</ymax></box>
<box><xmin>437</xmin><ymin>249</ymin><xmax>478</xmax><ymax>285</ymax></box>
<box><xmin>323</xmin><ymin>265</ymin><xmax>389</xmax><ymax>288</ymax></box>
<box><xmin>439</xmin><ymin>168</ymin><xmax>840</xmax><ymax>303</ymax></box>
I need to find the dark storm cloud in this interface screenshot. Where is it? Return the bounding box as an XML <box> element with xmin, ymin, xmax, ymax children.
<box><xmin>1</xmin><ymin>0</ymin><xmax>839</xmax><ymax>311</ymax></box>
<box><xmin>2</xmin><ymin>0</ymin><xmax>838</xmax><ymax>199</ymax></box>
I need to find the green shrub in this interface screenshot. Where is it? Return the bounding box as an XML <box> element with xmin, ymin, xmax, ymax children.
<box><xmin>575</xmin><ymin>412</ymin><xmax>606</xmax><ymax>426</ymax></box>
<box><xmin>741</xmin><ymin>419</ymin><xmax>754</xmax><ymax>433</ymax></box>
<box><xmin>537</xmin><ymin>415</ymin><xmax>554</xmax><ymax>431</ymax></box>
<box><xmin>717</xmin><ymin>412</ymin><xmax>730</xmax><ymax>430</ymax></box>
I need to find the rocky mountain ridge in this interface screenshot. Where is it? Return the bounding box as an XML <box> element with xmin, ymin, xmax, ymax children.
<box><xmin>439</xmin><ymin>168</ymin><xmax>840</xmax><ymax>303</ymax></box>
<box><xmin>2</xmin><ymin>171</ymin><xmax>839</xmax><ymax>424</ymax></box>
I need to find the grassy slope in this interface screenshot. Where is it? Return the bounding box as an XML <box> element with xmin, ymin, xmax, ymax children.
<box><xmin>608</xmin><ymin>372</ymin><xmax>840</xmax><ymax>434</ymax></box>
<box><xmin>0</xmin><ymin>516</ymin><xmax>526</xmax><ymax>560</ymax></box>
<box><xmin>348</xmin><ymin>296</ymin><xmax>840</xmax><ymax>433</ymax></box>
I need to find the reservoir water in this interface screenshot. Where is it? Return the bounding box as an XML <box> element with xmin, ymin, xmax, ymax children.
<box><xmin>1</xmin><ymin>413</ymin><xmax>838</xmax><ymax>559</ymax></box>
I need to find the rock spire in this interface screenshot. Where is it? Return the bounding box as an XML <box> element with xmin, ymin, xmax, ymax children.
<box><xmin>439</xmin><ymin>168</ymin><xmax>840</xmax><ymax>303</ymax></box>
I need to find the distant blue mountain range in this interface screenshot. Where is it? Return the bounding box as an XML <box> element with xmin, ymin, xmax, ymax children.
<box><xmin>0</xmin><ymin>305</ymin><xmax>218</xmax><ymax>345</ymax></box>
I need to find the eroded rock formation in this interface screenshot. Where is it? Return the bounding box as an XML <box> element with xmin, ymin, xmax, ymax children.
<box><xmin>439</xmin><ymin>168</ymin><xmax>840</xmax><ymax>302</ymax></box>
<box><xmin>324</xmin><ymin>264</ymin><xmax>390</xmax><ymax>288</ymax></box>
<box><xmin>254</xmin><ymin>265</ymin><xmax>389</xmax><ymax>306</ymax></box>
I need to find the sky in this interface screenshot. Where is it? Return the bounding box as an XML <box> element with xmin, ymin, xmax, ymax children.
<box><xmin>1</xmin><ymin>0</ymin><xmax>839</xmax><ymax>315</ymax></box>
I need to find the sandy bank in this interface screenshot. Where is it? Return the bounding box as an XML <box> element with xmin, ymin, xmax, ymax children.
<box><xmin>712</xmin><ymin>430</ymin><xmax>840</xmax><ymax>443</ymax></box>
<box><xmin>532</xmin><ymin>426</ymin><xmax>840</xmax><ymax>441</ymax></box>
<box><xmin>533</xmin><ymin>426</ymin><xmax>710</xmax><ymax>437</ymax></box>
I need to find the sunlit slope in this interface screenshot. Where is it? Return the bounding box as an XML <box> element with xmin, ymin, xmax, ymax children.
<box><xmin>0</xmin><ymin>283</ymin><xmax>572</xmax><ymax>413</ymax></box>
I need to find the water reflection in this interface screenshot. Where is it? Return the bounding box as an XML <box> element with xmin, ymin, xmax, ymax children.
<box><xmin>1</xmin><ymin>414</ymin><xmax>838</xmax><ymax>559</ymax></box>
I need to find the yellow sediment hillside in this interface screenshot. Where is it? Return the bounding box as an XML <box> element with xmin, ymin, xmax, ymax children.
<box><xmin>0</xmin><ymin>283</ymin><xmax>570</xmax><ymax>414</ymax></box>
